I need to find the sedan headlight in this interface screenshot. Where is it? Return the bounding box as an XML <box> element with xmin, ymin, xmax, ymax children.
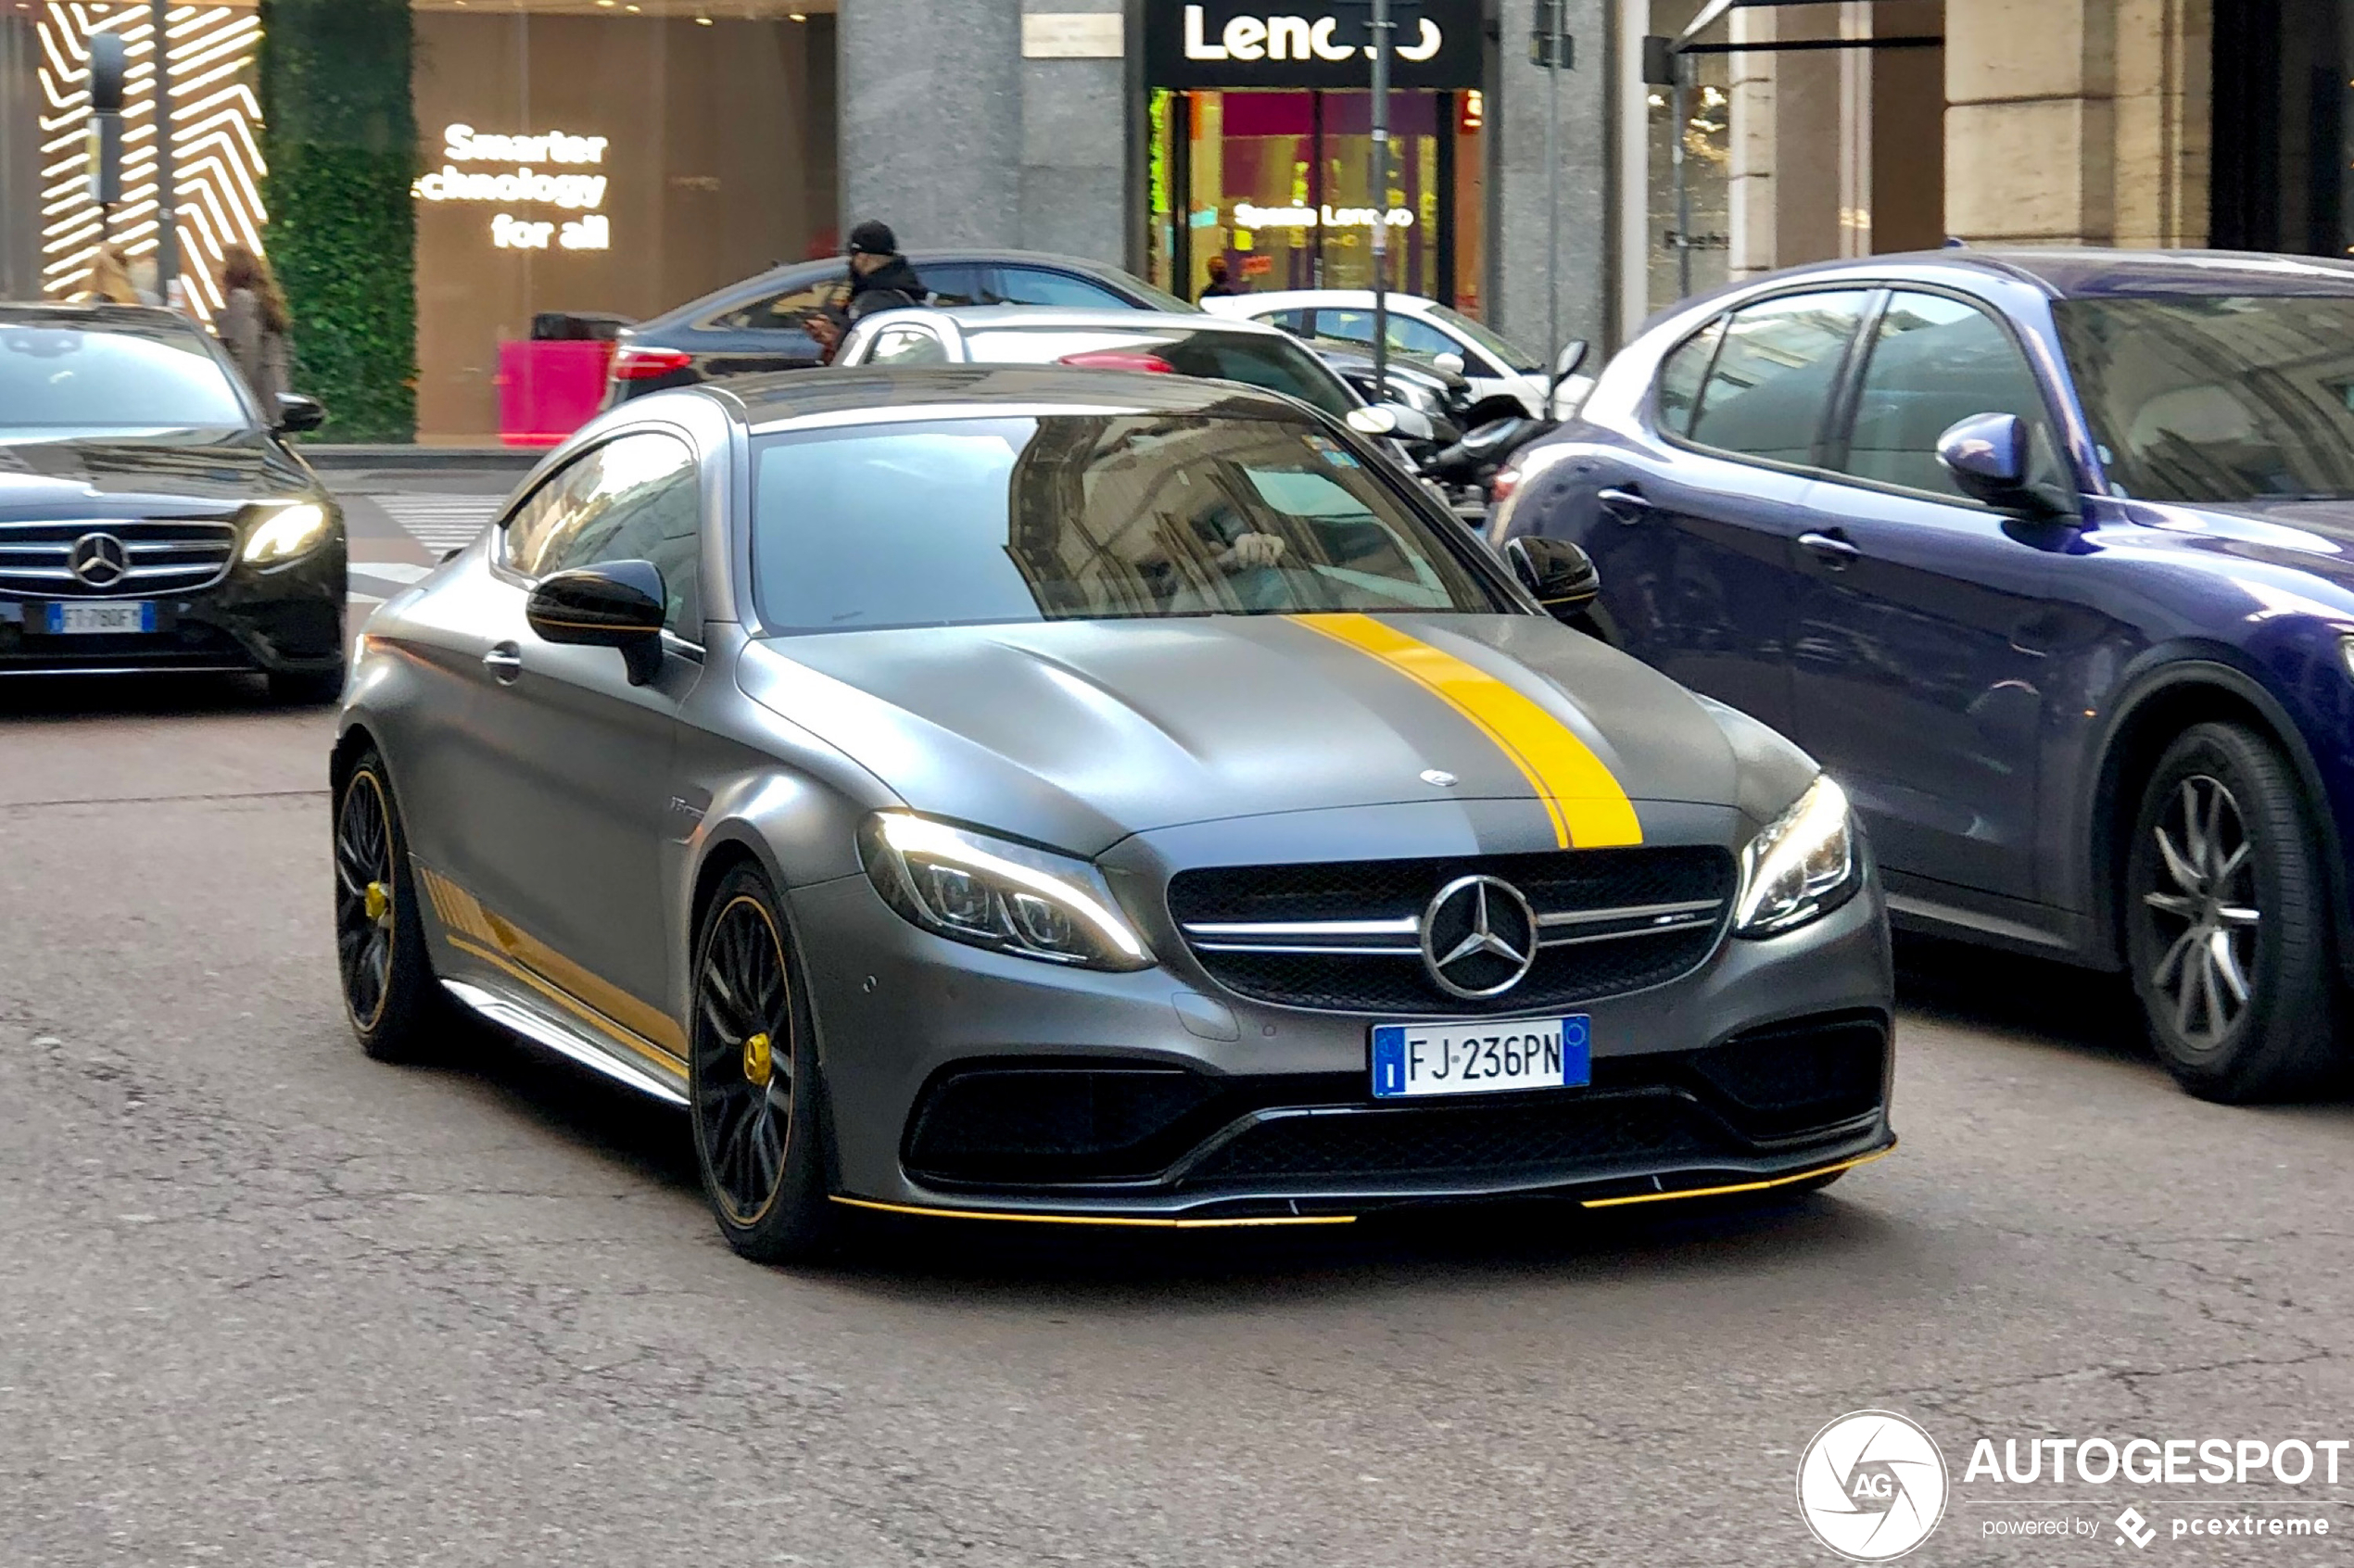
<box><xmin>859</xmin><ymin>812</ymin><xmax>1154</xmax><ymax>971</ymax></box>
<box><xmin>242</xmin><ymin>501</ymin><xmax>332</xmax><ymax>564</ymax></box>
<box><xmin>1732</xmin><ymin>775</ymin><xmax>1859</xmax><ymax>937</ymax></box>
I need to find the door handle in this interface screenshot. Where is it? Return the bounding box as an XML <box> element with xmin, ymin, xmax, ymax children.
<box><xmin>1800</xmin><ymin>530</ymin><xmax>1861</xmax><ymax>567</ymax></box>
<box><xmin>482</xmin><ymin>642</ymin><xmax>524</xmax><ymax>685</ymax></box>
<box><xmin>1597</xmin><ymin>487</ymin><xmax>1652</xmax><ymax>525</ymax></box>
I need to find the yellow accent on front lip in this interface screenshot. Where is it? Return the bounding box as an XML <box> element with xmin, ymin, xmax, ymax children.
<box><xmin>828</xmin><ymin>1196</ymin><xmax>1359</xmax><ymax>1229</ymax></box>
<box><xmin>1576</xmin><ymin>1143</ymin><xmax>1893</xmax><ymax>1208</ymax></box>
<box><xmin>1287</xmin><ymin>613</ymin><xmax>1643</xmax><ymax>850</ymax></box>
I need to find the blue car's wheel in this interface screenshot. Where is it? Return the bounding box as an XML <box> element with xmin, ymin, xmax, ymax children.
<box><xmin>2126</xmin><ymin>723</ymin><xmax>2340</xmax><ymax>1102</ymax></box>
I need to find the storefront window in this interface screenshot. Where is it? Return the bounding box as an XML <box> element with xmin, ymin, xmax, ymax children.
<box><xmin>411</xmin><ymin>0</ymin><xmax>837</xmax><ymax>443</ymax></box>
<box><xmin>1140</xmin><ymin>0</ymin><xmax>1485</xmax><ymax>313</ymax></box>
<box><xmin>1645</xmin><ymin>0</ymin><xmax>1730</xmax><ymax>315</ymax></box>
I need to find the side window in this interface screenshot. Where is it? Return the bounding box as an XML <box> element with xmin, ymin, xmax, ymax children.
<box><xmin>866</xmin><ymin>324</ymin><xmax>949</xmax><ymax>365</ymax></box>
<box><xmin>515</xmin><ymin>433</ymin><xmax>704</xmax><ymax>639</ymax></box>
<box><xmin>1841</xmin><ymin>292</ymin><xmax>2053</xmax><ymax>499</ymax></box>
<box><xmin>1655</xmin><ymin>318</ymin><xmax>1726</xmax><ymax>436</ymax></box>
<box><xmin>502</xmin><ymin>455</ymin><xmax>604</xmax><ymax>579</ymax></box>
<box><xmin>1686</xmin><ymin>290</ymin><xmax>1871</xmax><ymax>465</ymax></box>
<box><xmin>709</xmin><ymin>274</ymin><xmax>844</xmax><ymax>331</ymax></box>
<box><xmin>1260</xmin><ymin>309</ymin><xmax>1312</xmax><ymax>336</ymax></box>
<box><xmin>1310</xmin><ymin>309</ymin><xmax>1456</xmax><ymax>360</ymax></box>
<box><xmin>917</xmin><ymin>262</ymin><xmax>984</xmax><ymax>307</ymax></box>
<box><xmin>994</xmin><ymin>267</ymin><xmax>1129</xmax><ymax>309</ymax></box>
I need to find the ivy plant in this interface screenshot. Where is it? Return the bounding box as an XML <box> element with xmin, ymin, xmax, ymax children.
<box><xmin>257</xmin><ymin>0</ymin><xmax>418</xmax><ymax>443</ymax></box>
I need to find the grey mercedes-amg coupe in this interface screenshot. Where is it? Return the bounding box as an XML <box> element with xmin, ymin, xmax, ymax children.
<box><xmin>332</xmin><ymin>366</ymin><xmax>1894</xmax><ymax>1263</ymax></box>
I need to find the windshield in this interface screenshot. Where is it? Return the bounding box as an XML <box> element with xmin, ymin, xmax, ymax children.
<box><xmin>956</xmin><ymin>327</ymin><xmax>1356</xmax><ymax>417</ymax></box>
<box><xmin>750</xmin><ymin>413</ymin><xmax>1498</xmax><ymax>633</ymax></box>
<box><xmin>1429</xmin><ymin>304</ymin><xmax>1541</xmax><ymax>373</ymax></box>
<box><xmin>0</xmin><ymin>322</ymin><xmax>250</xmax><ymax>429</ymax></box>
<box><xmin>2054</xmin><ymin>296</ymin><xmax>2354</xmax><ymax>503</ymax></box>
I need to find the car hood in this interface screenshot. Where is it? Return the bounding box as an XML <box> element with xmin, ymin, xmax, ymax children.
<box><xmin>739</xmin><ymin>613</ymin><xmax>1800</xmax><ymax>855</ymax></box>
<box><xmin>0</xmin><ymin>427</ymin><xmax>312</xmax><ymax>516</ymax></box>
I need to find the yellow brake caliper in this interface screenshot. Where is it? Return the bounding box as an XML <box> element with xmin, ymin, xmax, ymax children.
<box><xmin>742</xmin><ymin>1031</ymin><xmax>773</xmax><ymax>1087</ymax></box>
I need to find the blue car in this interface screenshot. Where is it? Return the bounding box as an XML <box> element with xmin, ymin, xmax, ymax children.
<box><xmin>1495</xmin><ymin>248</ymin><xmax>2354</xmax><ymax>1101</ymax></box>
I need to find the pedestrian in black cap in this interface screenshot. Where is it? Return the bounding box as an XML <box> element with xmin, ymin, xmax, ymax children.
<box><xmin>810</xmin><ymin>220</ymin><xmax>927</xmax><ymax>361</ymax></box>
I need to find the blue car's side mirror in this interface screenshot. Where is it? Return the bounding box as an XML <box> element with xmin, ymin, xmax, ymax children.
<box><xmin>1937</xmin><ymin>411</ymin><xmax>2071</xmax><ymax>518</ymax></box>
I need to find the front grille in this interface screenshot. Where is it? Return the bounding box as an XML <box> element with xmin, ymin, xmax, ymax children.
<box><xmin>1169</xmin><ymin>846</ymin><xmax>1736</xmax><ymax>1015</ymax></box>
<box><xmin>0</xmin><ymin>518</ymin><xmax>238</xmax><ymax>599</ymax></box>
<box><xmin>1182</xmin><ymin>1092</ymin><xmax>1716</xmax><ymax>1186</ymax></box>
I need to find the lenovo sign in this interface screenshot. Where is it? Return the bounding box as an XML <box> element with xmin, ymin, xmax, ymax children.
<box><xmin>1145</xmin><ymin>0</ymin><xmax>1480</xmax><ymax>88</ymax></box>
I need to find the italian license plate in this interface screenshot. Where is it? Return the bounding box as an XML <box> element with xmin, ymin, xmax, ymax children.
<box><xmin>1371</xmin><ymin>1016</ymin><xmax>1592</xmax><ymax>1099</ymax></box>
<box><xmin>44</xmin><ymin>601</ymin><xmax>155</xmax><ymax>635</ymax></box>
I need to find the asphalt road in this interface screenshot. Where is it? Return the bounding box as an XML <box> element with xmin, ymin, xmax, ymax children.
<box><xmin>3</xmin><ymin>488</ymin><xmax>2350</xmax><ymax>1565</ymax></box>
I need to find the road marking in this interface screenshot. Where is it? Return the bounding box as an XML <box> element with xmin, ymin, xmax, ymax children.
<box><xmin>373</xmin><ymin>494</ymin><xmax>503</xmax><ymax>552</ymax></box>
<box><xmin>356</xmin><ymin>561</ymin><xmax>434</xmax><ymax>585</ymax></box>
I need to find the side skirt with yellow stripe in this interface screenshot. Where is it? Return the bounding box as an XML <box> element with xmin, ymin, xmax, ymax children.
<box><xmin>414</xmin><ymin>863</ymin><xmax>690</xmax><ymax>1103</ymax></box>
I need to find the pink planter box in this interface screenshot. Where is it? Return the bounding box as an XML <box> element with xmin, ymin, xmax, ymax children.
<box><xmin>497</xmin><ymin>338</ymin><xmax>616</xmax><ymax>448</ymax></box>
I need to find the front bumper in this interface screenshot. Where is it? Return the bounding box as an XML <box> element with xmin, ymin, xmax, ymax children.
<box><xmin>788</xmin><ymin>823</ymin><xmax>1896</xmax><ymax>1225</ymax></box>
<box><xmin>0</xmin><ymin>540</ymin><xmax>346</xmax><ymax>677</ymax></box>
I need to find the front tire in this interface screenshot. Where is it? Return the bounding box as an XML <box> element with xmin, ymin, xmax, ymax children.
<box><xmin>688</xmin><ymin>866</ymin><xmax>836</xmax><ymax>1264</ymax></box>
<box><xmin>334</xmin><ymin>749</ymin><xmax>450</xmax><ymax>1062</ymax></box>
<box><xmin>2125</xmin><ymin>722</ymin><xmax>2340</xmax><ymax>1102</ymax></box>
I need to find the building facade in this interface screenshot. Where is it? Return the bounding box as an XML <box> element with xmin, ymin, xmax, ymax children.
<box><xmin>0</xmin><ymin>0</ymin><xmax>2335</xmax><ymax>442</ymax></box>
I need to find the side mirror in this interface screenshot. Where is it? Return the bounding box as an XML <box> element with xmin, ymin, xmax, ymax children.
<box><xmin>1937</xmin><ymin>411</ymin><xmax>2069</xmax><ymax>515</ymax></box>
<box><xmin>274</xmin><ymin>393</ymin><xmax>326</xmax><ymax>434</ymax></box>
<box><xmin>1432</xmin><ymin>350</ymin><xmax>1466</xmax><ymax>377</ymax></box>
<box><xmin>1556</xmin><ymin>340</ymin><xmax>1589</xmax><ymax>379</ymax></box>
<box><xmin>525</xmin><ymin>559</ymin><xmax>667</xmax><ymax>686</ymax></box>
<box><xmin>1505</xmin><ymin>536</ymin><xmax>1600</xmax><ymax>617</ymax></box>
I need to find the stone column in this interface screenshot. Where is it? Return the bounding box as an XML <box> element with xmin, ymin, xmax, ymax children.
<box><xmin>1489</xmin><ymin>0</ymin><xmax>1612</xmax><ymax>356</ymax></box>
<box><xmin>1944</xmin><ymin>0</ymin><xmax>2209</xmax><ymax>247</ymax></box>
<box><xmin>840</xmin><ymin>0</ymin><xmax>1025</xmax><ymax>246</ymax></box>
<box><xmin>1019</xmin><ymin>0</ymin><xmax>1130</xmax><ymax>263</ymax></box>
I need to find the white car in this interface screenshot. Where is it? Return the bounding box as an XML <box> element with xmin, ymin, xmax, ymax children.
<box><xmin>1201</xmin><ymin>289</ymin><xmax>1592</xmax><ymax>421</ymax></box>
<box><xmin>831</xmin><ymin>305</ymin><xmax>1446</xmax><ymax>479</ymax></box>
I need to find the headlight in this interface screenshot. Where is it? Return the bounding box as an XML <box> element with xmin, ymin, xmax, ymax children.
<box><xmin>1732</xmin><ymin>775</ymin><xmax>1859</xmax><ymax>937</ymax></box>
<box><xmin>242</xmin><ymin>501</ymin><xmax>332</xmax><ymax>564</ymax></box>
<box><xmin>858</xmin><ymin>812</ymin><xmax>1154</xmax><ymax>971</ymax></box>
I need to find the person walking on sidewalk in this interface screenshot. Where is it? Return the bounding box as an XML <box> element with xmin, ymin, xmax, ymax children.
<box><xmin>809</xmin><ymin>220</ymin><xmax>926</xmax><ymax>362</ymax></box>
<box><xmin>1199</xmin><ymin>254</ymin><xmax>1243</xmax><ymax>301</ymax></box>
<box><xmin>216</xmin><ymin>245</ymin><xmax>293</xmax><ymax>406</ymax></box>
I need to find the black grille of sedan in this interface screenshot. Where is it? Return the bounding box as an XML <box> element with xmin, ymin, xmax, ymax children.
<box><xmin>1167</xmin><ymin>846</ymin><xmax>1738</xmax><ymax>1016</ymax></box>
<box><xmin>0</xmin><ymin>518</ymin><xmax>238</xmax><ymax>598</ymax></box>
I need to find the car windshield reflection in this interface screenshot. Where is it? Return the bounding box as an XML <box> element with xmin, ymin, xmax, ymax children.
<box><xmin>750</xmin><ymin>412</ymin><xmax>1497</xmax><ymax>632</ymax></box>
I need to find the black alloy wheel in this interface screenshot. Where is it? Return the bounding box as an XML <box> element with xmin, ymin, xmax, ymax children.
<box><xmin>688</xmin><ymin>865</ymin><xmax>834</xmax><ymax>1262</ymax></box>
<box><xmin>2125</xmin><ymin>722</ymin><xmax>2340</xmax><ymax>1102</ymax></box>
<box><xmin>333</xmin><ymin>749</ymin><xmax>448</xmax><ymax>1061</ymax></box>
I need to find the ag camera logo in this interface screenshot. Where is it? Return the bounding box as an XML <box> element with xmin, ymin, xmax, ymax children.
<box><xmin>1797</xmin><ymin>1410</ymin><xmax>1950</xmax><ymax>1561</ymax></box>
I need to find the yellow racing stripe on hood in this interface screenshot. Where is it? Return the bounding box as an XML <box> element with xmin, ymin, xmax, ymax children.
<box><xmin>1288</xmin><ymin>613</ymin><xmax>1642</xmax><ymax>849</ymax></box>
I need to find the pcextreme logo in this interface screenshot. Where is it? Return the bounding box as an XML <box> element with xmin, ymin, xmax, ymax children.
<box><xmin>1797</xmin><ymin>1410</ymin><xmax>1951</xmax><ymax>1562</ymax></box>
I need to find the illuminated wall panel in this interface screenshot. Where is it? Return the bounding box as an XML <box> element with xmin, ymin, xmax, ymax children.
<box><xmin>38</xmin><ymin>2</ymin><xmax>266</xmax><ymax>321</ymax></box>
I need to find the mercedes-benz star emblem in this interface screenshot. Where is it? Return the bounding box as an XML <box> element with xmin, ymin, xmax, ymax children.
<box><xmin>68</xmin><ymin>531</ymin><xmax>130</xmax><ymax>588</ymax></box>
<box><xmin>1420</xmin><ymin>874</ymin><xmax>1539</xmax><ymax>999</ymax></box>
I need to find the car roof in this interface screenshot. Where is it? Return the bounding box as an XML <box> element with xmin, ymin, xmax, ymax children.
<box><xmin>913</xmin><ymin>305</ymin><xmax>1285</xmax><ymax>334</ymax></box>
<box><xmin>1703</xmin><ymin>247</ymin><xmax>2354</xmax><ymax>302</ymax></box>
<box><xmin>707</xmin><ymin>365</ymin><xmax>1325</xmax><ymax>428</ymax></box>
<box><xmin>1210</xmin><ymin>289</ymin><xmax>1444</xmax><ymax>311</ymax></box>
<box><xmin>0</xmin><ymin>300</ymin><xmax>208</xmax><ymax>333</ymax></box>
<box><xmin>641</xmin><ymin>250</ymin><xmax>1183</xmax><ymax>332</ymax></box>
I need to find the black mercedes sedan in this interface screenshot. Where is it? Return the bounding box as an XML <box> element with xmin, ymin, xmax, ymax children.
<box><xmin>0</xmin><ymin>302</ymin><xmax>346</xmax><ymax>702</ymax></box>
<box><xmin>604</xmin><ymin>249</ymin><xmax>1192</xmax><ymax>403</ymax></box>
